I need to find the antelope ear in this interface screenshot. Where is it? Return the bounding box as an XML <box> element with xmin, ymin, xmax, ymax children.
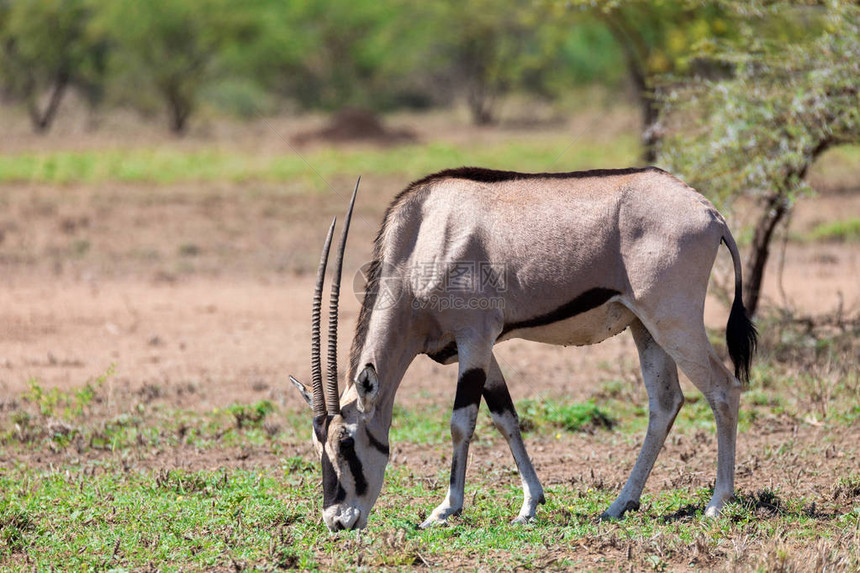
<box><xmin>355</xmin><ymin>365</ymin><xmax>379</xmax><ymax>414</ymax></box>
<box><xmin>289</xmin><ymin>375</ymin><xmax>313</xmax><ymax>408</ymax></box>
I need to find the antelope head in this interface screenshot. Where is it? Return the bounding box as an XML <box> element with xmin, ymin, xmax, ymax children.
<box><xmin>290</xmin><ymin>178</ymin><xmax>388</xmax><ymax>531</ymax></box>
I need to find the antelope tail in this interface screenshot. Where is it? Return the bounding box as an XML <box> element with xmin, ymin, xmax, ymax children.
<box><xmin>721</xmin><ymin>232</ymin><xmax>757</xmax><ymax>386</ymax></box>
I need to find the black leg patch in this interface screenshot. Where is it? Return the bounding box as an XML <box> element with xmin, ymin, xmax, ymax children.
<box><xmin>427</xmin><ymin>341</ymin><xmax>458</xmax><ymax>364</ymax></box>
<box><xmin>448</xmin><ymin>452</ymin><xmax>460</xmax><ymax>488</ymax></box>
<box><xmin>453</xmin><ymin>368</ymin><xmax>486</xmax><ymax>411</ymax></box>
<box><xmin>482</xmin><ymin>382</ymin><xmax>516</xmax><ymax>417</ymax></box>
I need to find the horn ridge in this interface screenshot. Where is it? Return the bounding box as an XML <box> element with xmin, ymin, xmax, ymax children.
<box><xmin>312</xmin><ymin>217</ymin><xmax>337</xmax><ymax>418</ymax></box>
<box><xmin>326</xmin><ymin>177</ymin><xmax>360</xmax><ymax>415</ymax></box>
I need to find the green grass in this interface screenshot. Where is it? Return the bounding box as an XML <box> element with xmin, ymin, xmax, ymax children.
<box><xmin>517</xmin><ymin>398</ymin><xmax>615</xmax><ymax>433</ymax></box>
<box><xmin>0</xmin><ymin>136</ymin><xmax>640</xmax><ymax>186</ymax></box>
<box><xmin>1</xmin><ymin>461</ymin><xmax>856</xmax><ymax>571</ymax></box>
<box><xmin>2</xmin><ymin>389</ymin><xmax>625</xmax><ymax>461</ymax></box>
<box><xmin>2</xmin><ymin>317</ymin><xmax>857</xmax><ymax>570</ymax></box>
<box><xmin>801</xmin><ymin>217</ymin><xmax>860</xmax><ymax>243</ymax></box>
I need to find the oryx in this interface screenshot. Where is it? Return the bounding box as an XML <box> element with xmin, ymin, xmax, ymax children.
<box><xmin>290</xmin><ymin>166</ymin><xmax>756</xmax><ymax>531</ymax></box>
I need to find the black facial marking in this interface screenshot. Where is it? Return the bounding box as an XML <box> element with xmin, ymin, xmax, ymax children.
<box><xmin>340</xmin><ymin>436</ymin><xmax>368</xmax><ymax>496</ymax></box>
<box><xmin>427</xmin><ymin>341</ymin><xmax>458</xmax><ymax>364</ymax></box>
<box><xmin>318</xmin><ymin>414</ymin><xmax>367</xmax><ymax>507</ymax></box>
<box><xmin>365</xmin><ymin>427</ymin><xmax>390</xmax><ymax>457</ymax></box>
<box><xmin>313</xmin><ymin>414</ymin><xmax>330</xmax><ymax>443</ymax></box>
<box><xmin>321</xmin><ymin>449</ymin><xmax>345</xmax><ymax>508</ymax></box>
<box><xmin>502</xmin><ymin>288</ymin><xmax>620</xmax><ymax>336</ymax></box>
<box><xmin>453</xmin><ymin>368</ymin><xmax>486</xmax><ymax>411</ymax></box>
<box><xmin>482</xmin><ymin>382</ymin><xmax>515</xmax><ymax>417</ymax></box>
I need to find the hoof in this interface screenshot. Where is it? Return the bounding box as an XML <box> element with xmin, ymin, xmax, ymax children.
<box><xmin>705</xmin><ymin>492</ymin><xmax>735</xmax><ymax>517</ymax></box>
<box><xmin>418</xmin><ymin>517</ymin><xmax>449</xmax><ymax>529</ymax></box>
<box><xmin>600</xmin><ymin>499</ymin><xmax>640</xmax><ymax>521</ymax></box>
<box><xmin>511</xmin><ymin>514</ymin><xmax>536</xmax><ymax>525</ymax></box>
<box><xmin>704</xmin><ymin>506</ymin><xmax>720</xmax><ymax>518</ymax></box>
<box><xmin>418</xmin><ymin>507</ymin><xmax>460</xmax><ymax>529</ymax></box>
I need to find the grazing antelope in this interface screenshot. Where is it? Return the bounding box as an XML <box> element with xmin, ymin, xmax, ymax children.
<box><xmin>290</xmin><ymin>167</ymin><xmax>756</xmax><ymax>531</ymax></box>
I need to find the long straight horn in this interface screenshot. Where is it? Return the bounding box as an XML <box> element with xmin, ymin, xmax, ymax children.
<box><xmin>326</xmin><ymin>177</ymin><xmax>360</xmax><ymax>415</ymax></box>
<box><xmin>312</xmin><ymin>217</ymin><xmax>337</xmax><ymax>419</ymax></box>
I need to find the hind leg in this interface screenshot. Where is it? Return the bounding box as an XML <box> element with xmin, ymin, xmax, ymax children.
<box><xmin>639</xmin><ymin>313</ymin><xmax>742</xmax><ymax>517</ymax></box>
<box><xmin>700</xmin><ymin>353</ymin><xmax>741</xmax><ymax>516</ymax></box>
<box><xmin>603</xmin><ymin>319</ymin><xmax>684</xmax><ymax>519</ymax></box>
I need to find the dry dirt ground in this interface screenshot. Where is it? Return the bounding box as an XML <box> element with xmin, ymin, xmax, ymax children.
<box><xmin>0</xmin><ymin>178</ymin><xmax>856</xmax><ymax>408</ymax></box>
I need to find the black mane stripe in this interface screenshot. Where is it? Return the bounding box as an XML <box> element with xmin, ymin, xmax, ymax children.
<box><xmin>408</xmin><ymin>165</ymin><xmax>660</xmax><ymax>188</ymax></box>
<box><xmin>349</xmin><ymin>166</ymin><xmax>652</xmax><ymax>379</ymax></box>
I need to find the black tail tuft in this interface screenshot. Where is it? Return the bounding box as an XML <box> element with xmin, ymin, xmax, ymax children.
<box><xmin>726</xmin><ymin>295</ymin><xmax>757</xmax><ymax>386</ymax></box>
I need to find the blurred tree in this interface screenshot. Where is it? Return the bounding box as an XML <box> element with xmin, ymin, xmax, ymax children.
<box><xmin>93</xmin><ymin>0</ymin><xmax>254</xmax><ymax>134</ymax></box>
<box><xmin>427</xmin><ymin>0</ymin><xmax>578</xmax><ymax>125</ymax></box>
<box><xmin>0</xmin><ymin>0</ymin><xmax>105</xmax><ymax>133</ymax></box>
<box><xmin>223</xmin><ymin>1</ymin><xmax>416</xmax><ymax>113</ymax></box>
<box><xmin>221</xmin><ymin>0</ymin><xmax>621</xmax><ymax>119</ymax></box>
<box><xmin>660</xmin><ymin>0</ymin><xmax>859</xmax><ymax>316</ymax></box>
<box><xmin>566</xmin><ymin>0</ymin><xmax>735</xmax><ymax>162</ymax></box>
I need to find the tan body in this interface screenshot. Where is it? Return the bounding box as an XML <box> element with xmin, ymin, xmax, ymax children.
<box><xmin>410</xmin><ymin>171</ymin><xmax>721</xmax><ymax>352</ymax></box>
<box><xmin>294</xmin><ymin>167</ymin><xmax>756</xmax><ymax>531</ymax></box>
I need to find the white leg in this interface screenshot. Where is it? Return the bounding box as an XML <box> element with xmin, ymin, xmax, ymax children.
<box><xmin>602</xmin><ymin>320</ymin><xmax>683</xmax><ymax>519</ymax></box>
<box><xmin>702</xmin><ymin>354</ymin><xmax>741</xmax><ymax>516</ymax></box>
<box><xmin>483</xmin><ymin>355</ymin><xmax>545</xmax><ymax>524</ymax></box>
<box><xmin>639</xmin><ymin>314</ymin><xmax>742</xmax><ymax>517</ymax></box>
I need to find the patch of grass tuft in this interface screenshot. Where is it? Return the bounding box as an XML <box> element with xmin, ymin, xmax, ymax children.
<box><xmin>517</xmin><ymin>399</ymin><xmax>615</xmax><ymax>433</ymax></box>
<box><xmin>831</xmin><ymin>474</ymin><xmax>860</xmax><ymax>501</ymax></box>
<box><xmin>22</xmin><ymin>364</ymin><xmax>114</xmax><ymax>420</ymax></box>
<box><xmin>153</xmin><ymin>468</ymin><xmax>228</xmax><ymax>496</ymax></box>
<box><xmin>228</xmin><ymin>400</ymin><xmax>275</xmax><ymax>429</ymax></box>
<box><xmin>0</xmin><ymin>505</ymin><xmax>34</xmax><ymax>555</ymax></box>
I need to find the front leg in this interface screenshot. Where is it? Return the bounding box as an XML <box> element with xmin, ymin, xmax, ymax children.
<box><xmin>483</xmin><ymin>355</ymin><xmax>545</xmax><ymax>524</ymax></box>
<box><xmin>419</xmin><ymin>367</ymin><xmax>485</xmax><ymax>528</ymax></box>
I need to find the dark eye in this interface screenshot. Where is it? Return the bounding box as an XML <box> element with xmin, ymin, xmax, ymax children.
<box><xmin>340</xmin><ymin>436</ymin><xmax>355</xmax><ymax>449</ymax></box>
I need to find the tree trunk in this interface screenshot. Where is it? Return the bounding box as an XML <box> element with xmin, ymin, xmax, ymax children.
<box><xmin>601</xmin><ymin>13</ymin><xmax>659</xmax><ymax>163</ymax></box>
<box><xmin>743</xmin><ymin>138</ymin><xmax>832</xmax><ymax>317</ymax></box>
<box><xmin>467</xmin><ymin>80</ymin><xmax>495</xmax><ymax>126</ymax></box>
<box><xmin>27</xmin><ymin>73</ymin><xmax>69</xmax><ymax>134</ymax></box>
<box><xmin>743</xmin><ymin>194</ymin><xmax>790</xmax><ymax>317</ymax></box>
<box><xmin>166</xmin><ymin>87</ymin><xmax>191</xmax><ymax>135</ymax></box>
<box><xmin>639</xmin><ymin>92</ymin><xmax>661</xmax><ymax>164</ymax></box>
